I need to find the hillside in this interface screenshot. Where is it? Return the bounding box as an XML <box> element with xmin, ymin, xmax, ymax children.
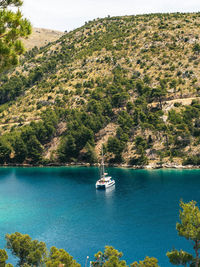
<box><xmin>23</xmin><ymin>28</ymin><xmax>64</xmax><ymax>50</ymax></box>
<box><xmin>0</xmin><ymin>12</ymin><xmax>200</xmax><ymax>167</ymax></box>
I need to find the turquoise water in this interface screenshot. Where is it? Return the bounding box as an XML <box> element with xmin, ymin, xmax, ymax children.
<box><xmin>0</xmin><ymin>167</ymin><xmax>200</xmax><ymax>266</ymax></box>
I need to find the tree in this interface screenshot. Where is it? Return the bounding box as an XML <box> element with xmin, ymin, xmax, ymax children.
<box><xmin>0</xmin><ymin>248</ymin><xmax>13</xmax><ymax>267</ymax></box>
<box><xmin>117</xmin><ymin>111</ymin><xmax>133</xmax><ymax>134</ymax></box>
<box><xmin>0</xmin><ymin>1</ymin><xmax>22</xmax><ymax>8</ymax></box>
<box><xmin>91</xmin><ymin>246</ymin><xmax>128</xmax><ymax>267</ymax></box>
<box><xmin>58</xmin><ymin>135</ymin><xmax>77</xmax><ymax>162</ymax></box>
<box><xmin>126</xmin><ymin>101</ymin><xmax>134</xmax><ymax>113</ymax></box>
<box><xmin>135</xmin><ymin>136</ymin><xmax>147</xmax><ymax>151</ymax></box>
<box><xmin>107</xmin><ymin>137</ymin><xmax>124</xmax><ymax>163</ymax></box>
<box><xmin>111</xmin><ymin>92</ymin><xmax>129</xmax><ymax>107</ymax></box>
<box><xmin>26</xmin><ymin>135</ymin><xmax>43</xmax><ymax>163</ymax></box>
<box><xmin>0</xmin><ymin>0</ymin><xmax>31</xmax><ymax>73</ymax></box>
<box><xmin>0</xmin><ymin>138</ymin><xmax>11</xmax><ymax>163</ymax></box>
<box><xmin>5</xmin><ymin>232</ymin><xmax>81</xmax><ymax>267</ymax></box>
<box><xmin>81</xmin><ymin>142</ymin><xmax>97</xmax><ymax>164</ymax></box>
<box><xmin>0</xmin><ymin>249</ymin><xmax>8</xmax><ymax>267</ymax></box>
<box><xmin>176</xmin><ymin>201</ymin><xmax>200</xmax><ymax>267</ymax></box>
<box><xmin>151</xmin><ymin>87</ymin><xmax>166</xmax><ymax>109</ymax></box>
<box><xmin>131</xmin><ymin>256</ymin><xmax>159</xmax><ymax>267</ymax></box>
<box><xmin>193</xmin><ymin>44</ymin><xmax>200</xmax><ymax>54</ymax></box>
<box><xmin>166</xmin><ymin>201</ymin><xmax>200</xmax><ymax>267</ymax></box>
<box><xmin>131</xmin><ymin>136</ymin><xmax>148</xmax><ymax>166</ymax></box>
<box><xmin>166</xmin><ymin>249</ymin><xmax>193</xmax><ymax>267</ymax></box>
<box><xmin>13</xmin><ymin>136</ymin><xmax>27</xmax><ymax>163</ymax></box>
<box><xmin>75</xmin><ymin>125</ymin><xmax>94</xmax><ymax>152</ymax></box>
<box><xmin>6</xmin><ymin>232</ymin><xmax>47</xmax><ymax>266</ymax></box>
<box><xmin>136</xmin><ymin>80</ymin><xmax>144</xmax><ymax>95</ymax></box>
<box><xmin>46</xmin><ymin>246</ymin><xmax>80</xmax><ymax>267</ymax></box>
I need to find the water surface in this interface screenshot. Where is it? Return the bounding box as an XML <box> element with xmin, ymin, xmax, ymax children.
<box><xmin>0</xmin><ymin>167</ymin><xmax>200</xmax><ymax>266</ymax></box>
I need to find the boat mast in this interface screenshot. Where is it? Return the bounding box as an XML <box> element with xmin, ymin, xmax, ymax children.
<box><xmin>101</xmin><ymin>145</ymin><xmax>105</xmax><ymax>177</ymax></box>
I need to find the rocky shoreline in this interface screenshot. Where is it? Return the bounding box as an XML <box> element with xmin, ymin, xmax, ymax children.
<box><xmin>0</xmin><ymin>162</ymin><xmax>200</xmax><ymax>169</ymax></box>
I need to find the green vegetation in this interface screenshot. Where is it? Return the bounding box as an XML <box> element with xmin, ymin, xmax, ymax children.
<box><xmin>6</xmin><ymin>232</ymin><xmax>47</xmax><ymax>266</ymax></box>
<box><xmin>0</xmin><ymin>249</ymin><xmax>10</xmax><ymax>267</ymax></box>
<box><xmin>166</xmin><ymin>250</ymin><xmax>193</xmax><ymax>267</ymax></box>
<box><xmin>3</xmin><ymin>232</ymin><xmax>80</xmax><ymax>267</ymax></box>
<box><xmin>0</xmin><ymin>0</ymin><xmax>31</xmax><ymax>73</ymax></box>
<box><xmin>166</xmin><ymin>200</ymin><xmax>200</xmax><ymax>267</ymax></box>
<box><xmin>0</xmin><ymin>108</ymin><xmax>59</xmax><ymax>164</ymax></box>
<box><xmin>0</xmin><ymin>12</ymin><xmax>200</xmax><ymax>166</ymax></box>
<box><xmin>131</xmin><ymin>257</ymin><xmax>159</xmax><ymax>267</ymax></box>
<box><xmin>91</xmin><ymin>246</ymin><xmax>128</xmax><ymax>266</ymax></box>
<box><xmin>1</xmin><ymin>200</ymin><xmax>200</xmax><ymax>266</ymax></box>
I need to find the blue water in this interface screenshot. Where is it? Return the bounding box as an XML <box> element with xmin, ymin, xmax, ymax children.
<box><xmin>0</xmin><ymin>167</ymin><xmax>200</xmax><ymax>266</ymax></box>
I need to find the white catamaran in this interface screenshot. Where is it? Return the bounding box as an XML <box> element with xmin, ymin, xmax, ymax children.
<box><xmin>95</xmin><ymin>147</ymin><xmax>115</xmax><ymax>189</ymax></box>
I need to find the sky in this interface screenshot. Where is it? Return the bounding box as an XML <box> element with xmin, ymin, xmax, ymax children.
<box><xmin>22</xmin><ymin>0</ymin><xmax>200</xmax><ymax>32</ymax></box>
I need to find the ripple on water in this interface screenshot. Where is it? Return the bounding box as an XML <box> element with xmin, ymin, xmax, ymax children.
<box><xmin>0</xmin><ymin>167</ymin><xmax>200</xmax><ymax>266</ymax></box>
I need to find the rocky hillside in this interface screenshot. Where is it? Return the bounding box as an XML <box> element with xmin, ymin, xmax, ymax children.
<box><xmin>0</xmin><ymin>12</ymin><xmax>200</xmax><ymax>167</ymax></box>
<box><xmin>23</xmin><ymin>28</ymin><xmax>64</xmax><ymax>50</ymax></box>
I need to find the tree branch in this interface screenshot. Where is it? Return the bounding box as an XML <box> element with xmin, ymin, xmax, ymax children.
<box><xmin>0</xmin><ymin>0</ymin><xmax>22</xmax><ymax>8</ymax></box>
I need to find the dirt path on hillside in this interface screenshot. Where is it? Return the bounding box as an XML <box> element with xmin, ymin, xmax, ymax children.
<box><xmin>0</xmin><ymin>119</ymin><xmax>41</xmax><ymax>129</ymax></box>
<box><xmin>149</xmin><ymin>96</ymin><xmax>200</xmax><ymax>111</ymax></box>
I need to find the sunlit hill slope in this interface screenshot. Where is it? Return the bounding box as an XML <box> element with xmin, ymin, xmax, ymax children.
<box><xmin>0</xmin><ymin>13</ymin><xmax>200</xmax><ymax>167</ymax></box>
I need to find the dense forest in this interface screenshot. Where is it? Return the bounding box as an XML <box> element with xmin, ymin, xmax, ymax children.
<box><xmin>0</xmin><ymin>12</ymin><xmax>200</xmax><ymax>166</ymax></box>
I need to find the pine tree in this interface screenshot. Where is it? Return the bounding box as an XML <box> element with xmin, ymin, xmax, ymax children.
<box><xmin>0</xmin><ymin>0</ymin><xmax>32</xmax><ymax>73</ymax></box>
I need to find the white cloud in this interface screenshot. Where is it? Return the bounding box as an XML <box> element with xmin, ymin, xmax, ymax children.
<box><xmin>22</xmin><ymin>0</ymin><xmax>200</xmax><ymax>31</ymax></box>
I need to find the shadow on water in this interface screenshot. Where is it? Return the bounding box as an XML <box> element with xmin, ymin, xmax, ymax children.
<box><xmin>12</xmin><ymin>166</ymin><xmax>99</xmax><ymax>184</ymax></box>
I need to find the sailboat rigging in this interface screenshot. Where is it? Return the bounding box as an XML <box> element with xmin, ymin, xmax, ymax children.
<box><xmin>95</xmin><ymin>147</ymin><xmax>115</xmax><ymax>189</ymax></box>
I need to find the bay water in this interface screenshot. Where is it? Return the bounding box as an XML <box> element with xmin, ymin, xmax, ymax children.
<box><xmin>0</xmin><ymin>167</ymin><xmax>200</xmax><ymax>266</ymax></box>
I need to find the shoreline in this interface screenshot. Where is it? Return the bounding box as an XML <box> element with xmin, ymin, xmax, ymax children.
<box><xmin>0</xmin><ymin>162</ymin><xmax>200</xmax><ymax>169</ymax></box>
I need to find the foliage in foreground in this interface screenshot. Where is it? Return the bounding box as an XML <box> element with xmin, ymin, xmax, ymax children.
<box><xmin>167</xmin><ymin>200</ymin><xmax>200</xmax><ymax>267</ymax></box>
<box><xmin>1</xmin><ymin>200</ymin><xmax>200</xmax><ymax>266</ymax></box>
<box><xmin>3</xmin><ymin>232</ymin><xmax>80</xmax><ymax>267</ymax></box>
<box><xmin>0</xmin><ymin>0</ymin><xmax>31</xmax><ymax>73</ymax></box>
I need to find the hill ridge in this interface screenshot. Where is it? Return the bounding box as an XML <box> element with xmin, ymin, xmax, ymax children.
<box><xmin>0</xmin><ymin>12</ymin><xmax>200</xmax><ymax>167</ymax></box>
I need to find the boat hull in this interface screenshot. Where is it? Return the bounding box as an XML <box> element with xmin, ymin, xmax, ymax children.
<box><xmin>96</xmin><ymin>184</ymin><xmax>106</xmax><ymax>190</ymax></box>
<box><xmin>96</xmin><ymin>180</ymin><xmax>115</xmax><ymax>189</ymax></box>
